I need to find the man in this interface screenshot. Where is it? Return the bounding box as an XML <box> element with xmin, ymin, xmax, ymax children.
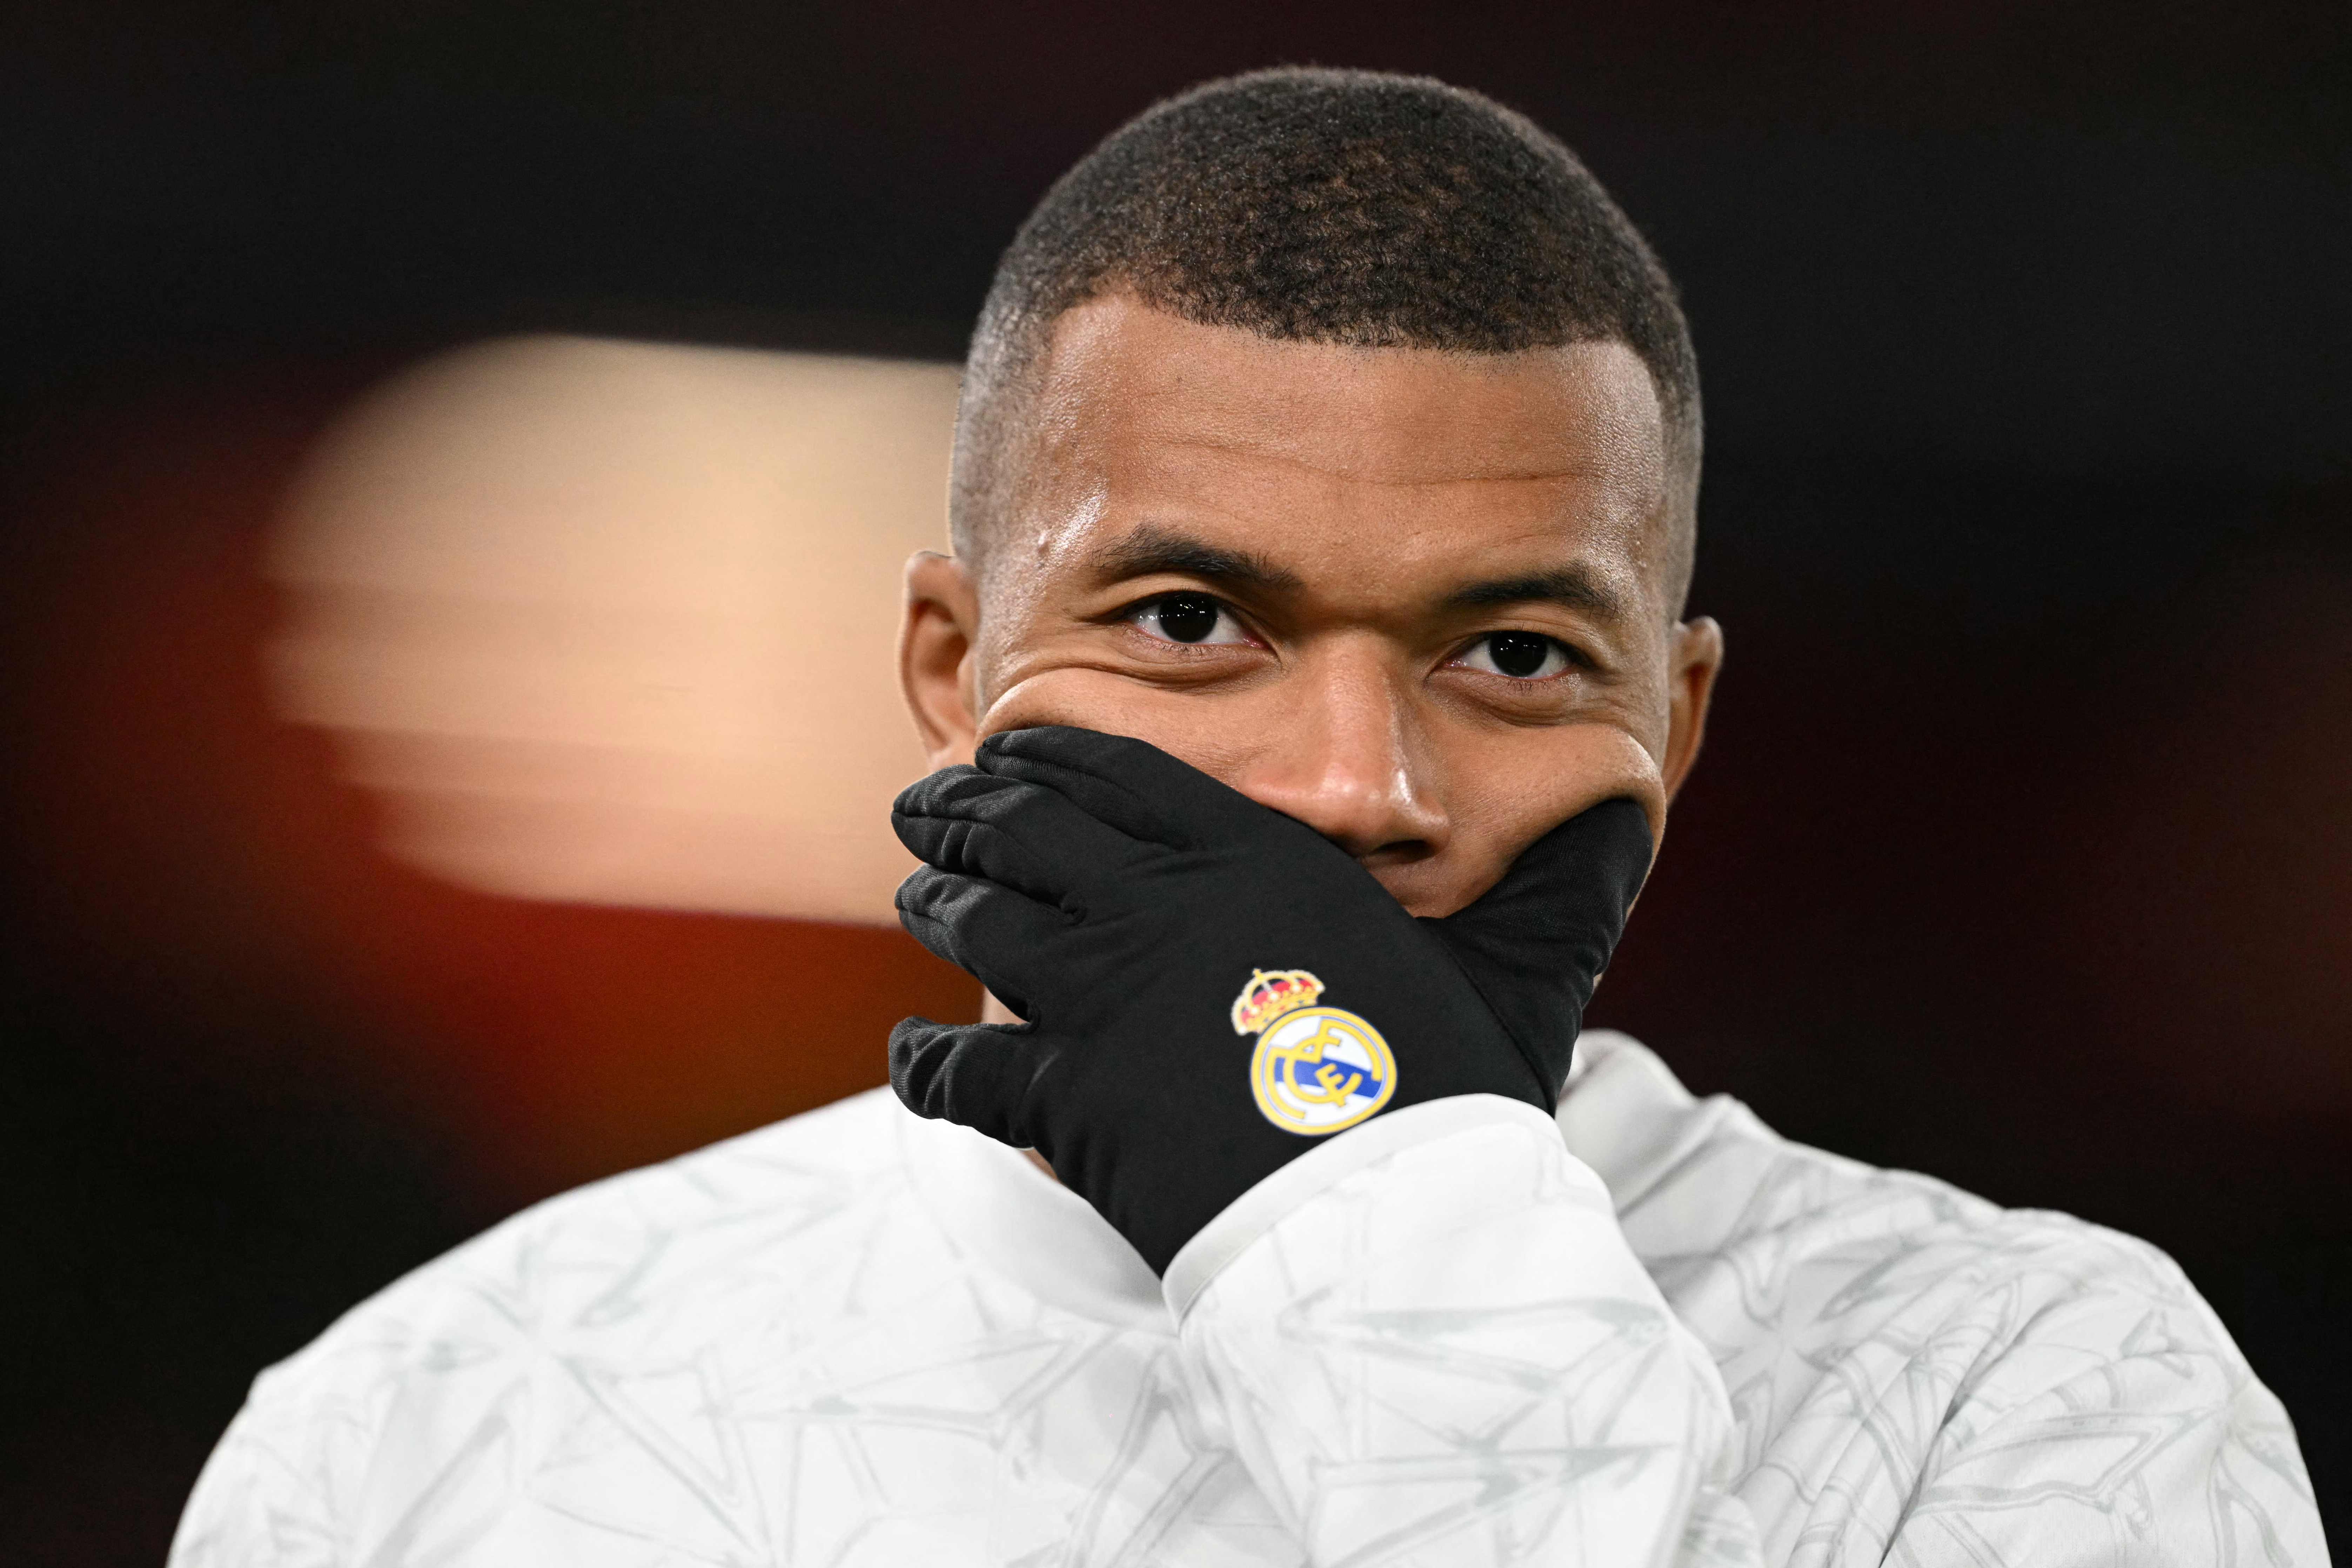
<box><xmin>174</xmin><ymin>69</ymin><xmax>2323</xmax><ymax>1566</ymax></box>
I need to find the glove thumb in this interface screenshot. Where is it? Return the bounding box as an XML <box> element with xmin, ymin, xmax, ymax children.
<box><xmin>1424</xmin><ymin>797</ymin><xmax>1654</xmax><ymax>1098</ymax></box>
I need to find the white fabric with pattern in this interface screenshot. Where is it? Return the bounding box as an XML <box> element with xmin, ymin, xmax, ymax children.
<box><xmin>171</xmin><ymin>1031</ymin><xmax>2326</xmax><ymax>1566</ymax></box>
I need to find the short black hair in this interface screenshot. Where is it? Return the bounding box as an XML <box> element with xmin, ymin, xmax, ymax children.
<box><xmin>953</xmin><ymin>67</ymin><xmax>1701</xmax><ymax>604</ymax></box>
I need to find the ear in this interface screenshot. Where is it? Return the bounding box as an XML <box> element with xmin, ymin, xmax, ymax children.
<box><xmin>900</xmin><ymin>551</ymin><xmax>984</xmax><ymax>769</ymax></box>
<box><xmin>1660</xmin><ymin>615</ymin><xmax>1723</xmax><ymax>807</ymax></box>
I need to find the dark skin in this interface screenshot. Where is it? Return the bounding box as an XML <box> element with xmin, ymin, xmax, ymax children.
<box><xmin>901</xmin><ymin>292</ymin><xmax>1724</xmax><ymax>1041</ymax></box>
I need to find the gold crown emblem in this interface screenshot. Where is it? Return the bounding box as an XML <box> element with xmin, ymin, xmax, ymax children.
<box><xmin>1231</xmin><ymin>968</ymin><xmax>1326</xmax><ymax>1036</ymax></box>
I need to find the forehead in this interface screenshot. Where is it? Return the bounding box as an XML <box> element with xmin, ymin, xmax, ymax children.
<box><xmin>1012</xmin><ymin>295</ymin><xmax>1674</xmax><ymax>602</ymax></box>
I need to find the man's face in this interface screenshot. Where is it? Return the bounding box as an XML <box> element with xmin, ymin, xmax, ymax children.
<box><xmin>903</xmin><ymin>293</ymin><xmax>1722</xmax><ymax>919</ymax></box>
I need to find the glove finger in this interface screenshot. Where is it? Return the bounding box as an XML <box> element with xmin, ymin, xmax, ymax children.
<box><xmin>896</xmin><ymin>866</ymin><xmax>1069</xmax><ymax>1020</ymax></box>
<box><xmin>1426</xmin><ymin>796</ymin><xmax>1655</xmax><ymax>1088</ymax></box>
<box><xmin>893</xmin><ymin>768</ymin><xmax>1140</xmax><ymax>906</ymax></box>
<box><xmin>975</xmin><ymin>726</ymin><xmax>1280</xmax><ymax>852</ymax></box>
<box><xmin>889</xmin><ymin>1015</ymin><xmax>1057</xmax><ymax>1150</ymax></box>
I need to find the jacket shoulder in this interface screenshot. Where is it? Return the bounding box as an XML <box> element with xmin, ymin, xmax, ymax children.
<box><xmin>270</xmin><ymin>1085</ymin><xmax>905</xmax><ymax>1389</ymax></box>
<box><xmin>170</xmin><ymin>1090</ymin><xmax>913</xmax><ymax>1566</ymax></box>
<box><xmin>1567</xmin><ymin>1038</ymin><xmax>2316</xmax><ymax>1559</ymax></box>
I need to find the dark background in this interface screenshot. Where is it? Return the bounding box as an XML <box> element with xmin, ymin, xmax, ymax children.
<box><xmin>4</xmin><ymin>3</ymin><xmax>2346</xmax><ymax>1560</ymax></box>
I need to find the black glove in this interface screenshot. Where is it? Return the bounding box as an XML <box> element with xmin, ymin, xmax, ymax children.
<box><xmin>889</xmin><ymin>725</ymin><xmax>1654</xmax><ymax>1274</ymax></box>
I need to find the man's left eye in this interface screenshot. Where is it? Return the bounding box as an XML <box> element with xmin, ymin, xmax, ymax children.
<box><xmin>1456</xmin><ymin>631</ymin><xmax>1573</xmax><ymax>680</ymax></box>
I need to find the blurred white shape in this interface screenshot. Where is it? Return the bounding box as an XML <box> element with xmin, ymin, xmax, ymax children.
<box><xmin>270</xmin><ymin>335</ymin><xmax>959</xmax><ymax>923</ymax></box>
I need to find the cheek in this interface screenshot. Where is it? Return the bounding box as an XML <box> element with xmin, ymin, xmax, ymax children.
<box><xmin>1423</xmin><ymin>724</ymin><xmax>1667</xmax><ymax>901</ymax></box>
<box><xmin>1481</xmin><ymin>721</ymin><xmax>1666</xmax><ymax>836</ymax></box>
<box><xmin>973</xmin><ymin>666</ymin><xmax>1266</xmax><ymax>782</ymax></box>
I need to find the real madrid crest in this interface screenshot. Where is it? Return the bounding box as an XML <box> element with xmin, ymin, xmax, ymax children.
<box><xmin>1231</xmin><ymin>968</ymin><xmax>1397</xmax><ymax>1136</ymax></box>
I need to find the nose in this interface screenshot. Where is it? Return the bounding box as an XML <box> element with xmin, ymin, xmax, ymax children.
<box><xmin>1230</xmin><ymin>639</ymin><xmax>1448</xmax><ymax>863</ymax></box>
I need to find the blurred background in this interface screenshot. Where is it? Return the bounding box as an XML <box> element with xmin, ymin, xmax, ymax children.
<box><xmin>3</xmin><ymin>2</ymin><xmax>2346</xmax><ymax>1559</ymax></box>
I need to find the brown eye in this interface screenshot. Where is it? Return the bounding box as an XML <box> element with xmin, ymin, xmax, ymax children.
<box><xmin>1129</xmin><ymin>593</ymin><xmax>1250</xmax><ymax>646</ymax></box>
<box><xmin>1459</xmin><ymin>631</ymin><xmax>1572</xmax><ymax>680</ymax></box>
<box><xmin>1154</xmin><ymin>595</ymin><xmax>1219</xmax><ymax>642</ymax></box>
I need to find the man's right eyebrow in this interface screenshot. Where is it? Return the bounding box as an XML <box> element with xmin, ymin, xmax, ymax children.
<box><xmin>1084</xmin><ymin>524</ymin><xmax>1305</xmax><ymax>595</ymax></box>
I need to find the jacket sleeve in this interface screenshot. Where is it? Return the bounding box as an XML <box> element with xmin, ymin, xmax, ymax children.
<box><xmin>1164</xmin><ymin>1095</ymin><xmax>1767</xmax><ymax>1568</ymax></box>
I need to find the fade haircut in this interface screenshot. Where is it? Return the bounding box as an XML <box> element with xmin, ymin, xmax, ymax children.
<box><xmin>952</xmin><ymin>67</ymin><xmax>1702</xmax><ymax>609</ymax></box>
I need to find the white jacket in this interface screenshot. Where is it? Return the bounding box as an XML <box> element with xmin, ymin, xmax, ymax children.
<box><xmin>170</xmin><ymin>1032</ymin><xmax>2324</xmax><ymax>1566</ymax></box>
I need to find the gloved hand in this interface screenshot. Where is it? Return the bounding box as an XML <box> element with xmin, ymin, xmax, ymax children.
<box><xmin>889</xmin><ymin>725</ymin><xmax>1654</xmax><ymax>1274</ymax></box>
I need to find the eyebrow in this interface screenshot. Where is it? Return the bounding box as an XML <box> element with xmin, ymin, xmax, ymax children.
<box><xmin>1443</xmin><ymin>565</ymin><xmax>1628</xmax><ymax>621</ymax></box>
<box><xmin>1086</xmin><ymin>523</ymin><xmax>1306</xmax><ymax>595</ymax></box>
<box><xmin>1087</xmin><ymin>522</ymin><xmax>1629</xmax><ymax>623</ymax></box>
